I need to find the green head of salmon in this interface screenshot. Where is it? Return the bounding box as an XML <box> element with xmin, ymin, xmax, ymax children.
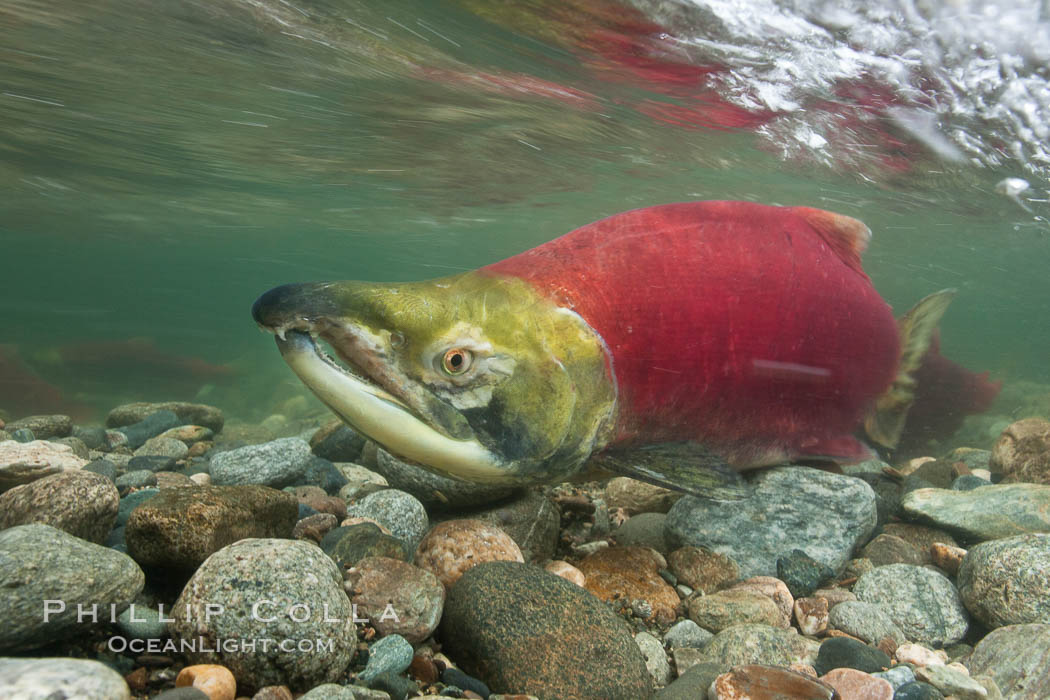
<box><xmin>251</xmin><ymin>272</ymin><xmax>617</xmax><ymax>486</ymax></box>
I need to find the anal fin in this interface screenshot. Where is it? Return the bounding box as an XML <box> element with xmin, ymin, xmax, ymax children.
<box><xmin>592</xmin><ymin>442</ymin><xmax>749</xmax><ymax>500</ymax></box>
<box><xmin>865</xmin><ymin>289</ymin><xmax>956</xmax><ymax>449</ymax></box>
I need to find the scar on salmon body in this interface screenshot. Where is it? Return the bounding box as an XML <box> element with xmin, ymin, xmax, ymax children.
<box><xmin>252</xmin><ymin>201</ymin><xmax>1001</xmax><ymax>498</ymax></box>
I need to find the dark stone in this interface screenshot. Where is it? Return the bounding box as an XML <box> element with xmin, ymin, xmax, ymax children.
<box><xmin>653</xmin><ymin>662</ymin><xmax>724</xmax><ymax>700</ymax></box>
<box><xmin>440</xmin><ymin>561</ymin><xmax>651</xmax><ymax>699</ymax></box>
<box><xmin>950</xmin><ymin>475</ymin><xmax>991</xmax><ymax>491</ymax></box>
<box><xmin>85</xmin><ymin>458</ymin><xmax>118</xmax><ymax>482</ymax></box>
<box><xmin>366</xmin><ymin>672</ymin><xmax>417</xmax><ymax>700</ymax></box>
<box><xmin>776</xmin><ymin>548</ymin><xmax>834</xmax><ymax>598</ymax></box>
<box><xmin>442</xmin><ymin>667</ymin><xmax>490</xmax><ymax>698</ymax></box>
<box><xmin>320</xmin><ymin>524</ymin><xmax>410</xmax><ymax>570</ymax></box>
<box><xmin>859</xmin><ymin>534</ymin><xmax>926</xmax><ymax>567</ymax></box>
<box><xmin>115</xmin><ymin>469</ymin><xmax>158</xmax><ymax>494</ymax></box>
<box><xmin>295</xmin><ymin>456</ymin><xmax>348</xmax><ymax>495</ymax></box>
<box><xmin>299</xmin><ymin>503</ymin><xmax>320</xmax><ymax>519</ymax></box>
<box><xmin>107</xmin><ymin>402</ymin><xmax>224</xmax><ymax>433</ymax></box>
<box><xmin>908</xmin><ymin>461</ymin><xmax>960</xmax><ymax>489</ymax></box>
<box><xmin>128</xmin><ymin>455</ymin><xmax>178</xmax><ymax>473</ymax></box>
<box><xmin>894</xmin><ymin>681</ymin><xmax>946</xmax><ymax>699</ymax></box>
<box><xmin>73</xmin><ymin>425</ymin><xmax>108</xmax><ymax>450</ymax></box>
<box><xmin>12</xmin><ymin>428</ymin><xmax>34</xmax><ymax>443</ymax></box>
<box><xmin>851</xmin><ymin>472</ymin><xmax>902</xmax><ymax>527</ymax></box>
<box><xmin>116</xmin><ymin>410</ymin><xmax>180</xmax><ymax>449</ymax></box>
<box><xmin>116</xmin><ymin>488</ymin><xmax>160</xmax><ymax>527</ymax></box>
<box><xmin>310</xmin><ymin>422</ymin><xmax>366</xmax><ymax>463</ymax></box>
<box><xmin>813</xmin><ymin>636</ymin><xmax>892</xmax><ymax>676</ymax></box>
<box><xmin>151</xmin><ymin>689</ymin><xmax>211</xmax><ymax>700</ymax></box>
<box><xmin>7</xmin><ymin>414</ymin><xmax>72</xmax><ymax>439</ymax></box>
<box><xmin>106</xmin><ymin>525</ymin><xmax>127</xmax><ymax>552</ymax></box>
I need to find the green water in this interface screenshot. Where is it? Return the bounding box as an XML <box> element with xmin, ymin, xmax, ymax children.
<box><xmin>2</xmin><ymin>0</ymin><xmax>1048</xmax><ymax>427</ymax></box>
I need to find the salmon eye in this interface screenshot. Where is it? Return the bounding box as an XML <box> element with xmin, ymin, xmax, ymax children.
<box><xmin>442</xmin><ymin>348</ymin><xmax>472</xmax><ymax>375</ymax></box>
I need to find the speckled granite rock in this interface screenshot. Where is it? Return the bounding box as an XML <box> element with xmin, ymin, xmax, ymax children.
<box><xmin>440</xmin><ymin>561</ymin><xmax>652</xmax><ymax>699</ymax></box>
<box><xmin>0</xmin><ymin>439</ymin><xmax>89</xmax><ymax>491</ymax></box>
<box><xmin>853</xmin><ymin>564</ymin><xmax>968</xmax><ymax>647</ymax></box>
<box><xmin>169</xmin><ymin>538</ymin><xmax>355</xmax><ymax>692</ymax></box>
<box><xmin>666</xmin><ymin>466</ymin><xmax>877</xmax><ymax>578</ymax></box>
<box><xmin>107</xmin><ymin>402</ymin><xmax>224</xmax><ymax>433</ymax></box>
<box><xmin>967</xmin><ymin>624</ymin><xmax>1050</xmax><ymax>699</ymax></box>
<box><xmin>0</xmin><ymin>524</ymin><xmax>144</xmax><ymax>652</ymax></box>
<box><xmin>0</xmin><ymin>658</ymin><xmax>131</xmax><ymax>699</ymax></box>
<box><xmin>958</xmin><ymin>534</ymin><xmax>1050</xmax><ymax>627</ymax></box>
<box><xmin>209</xmin><ymin>437</ymin><xmax>313</xmax><ymax>488</ymax></box>
<box><xmin>697</xmin><ymin>624</ymin><xmax>821</xmax><ymax>668</ymax></box>
<box><xmin>0</xmin><ymin>469</ymin><xmax>118</xmax><ymax>543</ymax></box>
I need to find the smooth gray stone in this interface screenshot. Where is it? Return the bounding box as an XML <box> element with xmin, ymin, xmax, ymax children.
<box><xmin>666</xmin><ymin>466</ymin><xmax>877</xmax><ymax>578</ymax></box>
<box><xmin>0</xmin><ymin>657</ymin><xmax>131</xmax><ymax>699</ymax></box>
<box><xmin>209</xmin><ymin>437</ymin><xmax>313</xmax><ymax>487</ymax></box>
<box><xmin>900</xmin><ymin>484</ymin><xmax>1050</xmax><ymax>541</ymax></box>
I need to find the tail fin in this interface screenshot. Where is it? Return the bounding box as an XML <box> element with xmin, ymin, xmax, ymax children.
<box><xmin>865</xmin><ymin>289</ymin><xmax>956</xmax><ymax>448</ymax></box>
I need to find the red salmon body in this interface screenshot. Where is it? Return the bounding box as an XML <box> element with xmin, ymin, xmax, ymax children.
<box><xmin>482</xmin><ymin>201</ymin><xmax>900</xmax><ymax>465</ymax></box>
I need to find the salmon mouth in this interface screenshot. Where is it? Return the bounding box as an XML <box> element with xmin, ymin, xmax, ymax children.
<box><xmin>263</xmin><ymin>326</ymin><xmax>509</xmax><ymax>483</ymax></box>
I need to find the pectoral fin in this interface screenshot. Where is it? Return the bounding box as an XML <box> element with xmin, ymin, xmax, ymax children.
<box><xmin>593</xmin><ymin>442</ymin><xmax>749</xmax><ymax>500</ymax></box>
<box><xmin>865</xmin><ymin>289</ymin><xmax>956</xmax><ymax>448</ymax></box>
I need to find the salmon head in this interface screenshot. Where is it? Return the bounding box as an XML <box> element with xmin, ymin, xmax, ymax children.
<box><xmin>252</xmin><ymin>272</ymin><xmax>617</xmax><ymax>485</ymax></box>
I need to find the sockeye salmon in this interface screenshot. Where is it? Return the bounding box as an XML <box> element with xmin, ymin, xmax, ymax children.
<box><xmin>252</xmin><ymin>202</ymin><xmax>1000</xmax><ymax>495</ymax></box>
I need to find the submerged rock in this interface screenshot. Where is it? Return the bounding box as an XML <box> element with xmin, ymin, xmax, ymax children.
<box><xmin>415</xmin><ymin>519</ymin><xmax>524</xmax><ymax>588</ymax></box>
<box><xmin>0</xmin><ymin>469</ymin><xmax>118</xmax><ymax>543</ymax></box>
<box><xmin>346</xmin><ymin>488</ymin><xmax>429</xmax><ymax>550</ymax></box>
<box><xmin>853</xmin><ymin>564</ymin><xmax>968</xmax><ymax>647</ymax></box>
<box><xmin>696</xmin><ymin>623</ymin><xmax>820</xmax><ymax>668</ymax></box>
<box><xmin>169</xmin><ymin>538</ymin><xmax>355</xmax><ymax>692</ymax></box>
<box><xmin>209</xmin><ymin>437</ymin><xmax>313</xmax><ymax>488</ymax></box>
<box><xmin>967</xmin><ymin>624</ymin><xmax>1050</xmax><ymax>699</ymax></box>
<box><xmin>0</xmin><ymin>439</ymin><xmax>89</xmax><ymax>491</ymax></box>
<box><xmin>114</xmin><ymin>410</ymin><xmax>181</xmax><ymax>450</ymax></box>
<box><xmin>440</xmin><ymin>561</ymin><xmax>652</xmax><ymax>699</ymax></box>
<box><xmin>578</xmin><ymin>546</ymin><xmax>679</xmax><ymax>624</ymax></box>
<box><xmin>666</xmin><ymin>466</ymin><xmax>877</xmax><ymax>578</ymax></box>
<box><xmin>441</xmin><ymin>491</ymin><xmax>560</xmax><ymax>564</ymax></box>
<box><xmin>0</xmin><ymin>524</ymin><xmax>144</xmax><ymax>652</ymax></box>
<box><xmin>125</xmin><ymin>485</ymin><xmax>298</xmax><ymax>569</ymax></box>
<box><xmin>107</xmin><ymin>402</ymin><xmax>225</xmax><ymax>434</ymax></box>
<box><xmin>957</xmin><ymin>533</ymin><xmax>1050</xmax><ymax>627</ymax></box>
<box><xmin>991</xmin><ymin>417</ymin><xmax>1050</xmax><ymax>484</ymax></box>
<box><xmin>6</xmin><ymin>414</ymin><xmax>73</xmax><ymax>439</ymax></box>
<box><xmin>0</xmin><ymin>658</ymin><xmax>131</xmax><ymax>700</ymax></box>
<box><xmin>900</xmin><ymin>484</ymin><xmax>1050</xmax><ymax>540</ymax></box>
<box><xmin>345</xmin><ymin>556</ymin><xmax>445</xmax><ymax>643</ymax></box>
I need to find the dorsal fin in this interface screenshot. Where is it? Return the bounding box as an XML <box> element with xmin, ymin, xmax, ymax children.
<box><xmin>865</xmin><ymin>289</ymin><xmax>956</xmax><ymax>448</ymax></box>
<box><xmin>791</xmin><ymin>207</ymin><xmax>871</xmax><ymax>274</ymax></box>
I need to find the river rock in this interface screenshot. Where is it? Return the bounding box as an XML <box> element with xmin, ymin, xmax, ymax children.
<box><xmin>635</xmin><ymin>631</ymin><xmax>673</xmax><ymax>686</ymax></box>
<box><xmin>135</xmin><ymin>436</ymin><xmax>189</xmax><ymax>460</ymax></box>
<box><xmin>664</xmin><ymin>619</ymin><xmax>713</xmax><ymax>649</ymax></box>
<box><xmin>916</xmin><ymin>664</ymin><xmax>989</xmax><ymax>700</ymax></box>
<box><xmin>169</xmin><ymin>538</ymin><xmax>355</xmax><ymax>692</ymax></box>
<box><xmin>125</xmin><ymin>485</ymin><xmax>298</xmax><ymax>569</ymax></box>
<box><xmin>828</xmin><ymin>601</ymin><xmax>906</xmax><ymax>646</ymax></box>
<box><xmin>967</xmin><ymin>623</ymin><xmax>1050</xmax><ymax>699</ymax></box>
<box><xmin>667</xmin><ymin>546</ymin><xmax>739</xmax><ymax>593</ymax></box>
<box><xmin>0</xmin><ymin>469</ymin><xmax>119</xmax><ymax>543</ymax></box>
<box><xmin>0</xmin><ymin>524</ymin><xmax>144</xmax><ymax>652</ymax></box>
<box><xmin>860</xmin><ymin>534</ymin><xmax>926</xmax><ymax>566</ymax></box>
<box><xmin>415</xmin><ymin>519</ymin><xmax>524</xmax><ymax>588</ymax></box>
<box><xmin>440</xmin><ymin>561</ymin><xmax>652</xmax><ymax>699</ymax></box>
<box><xmin>114</xmin><ymin>411</ymin><xmax>181</xmax><ymax>449</ymax></box>
<box><xmin>347</xmin><ymin>488</ymin><xmax>428</xmax><ymax>550</ymax></box>
<box><xmin>209</xmin><ymin>437</ymin><xmax>313</xmax><ymax>488</ymax></box>
<box><xmin>814</xmin><ymin>636</ymin><xmax>892</xmax><ymax>675</ymax></box>
<box><xmin>577</xmin><ymin>546</ymin><xmax>679</xmax><ymax>624</ymax></box>
<box><xmin>900</xmin><ymin>485</ymin><xmax>1050</xmax><ymax>541</ymax></box>
<box><xmin>373</xmin><ymin>447</ymin><xmax>516</xmax><ymax>508</ymax></box>
<box><xmin>853</xmin><ymin>564</ymin><xmax>968</xmax><ymax>647</ymax></box>
<box><xmin>665</xmin><ymin>466</ymin><xmax>877</xmax><ymax>578</ymax></box>
<box><xmin>310</xmin><ymin>421</ymin><xmax>366</xmax><ymax>462</ymax></box>
<box><xmin>612</xmin><ymin>512</ymin><xmax>668</xmax><ymax>552</ymax></box>
<box><xmin>991</xmin><ymin>417</ymin><xmax>1050</xmax><ymax>484</ymax></box>
<box><xmin>697</xmin><ymin>623</ymin><xmax>820</xmax><ymax>668</ymax></box>
<box><xmin>0</xmin><ymin>439</ymin><xmax>89</xmax><ymax>491</ymax></box>
<box><xmin>688</xmin><ymin>590</ymin><xmax>785</xmax><ymax>632</ymax></box>
<box><xmin>957</xmin><ymin>533</ymin><xmax>1050</xmax><ymax>628</ymax></box>
<box><xmin>321</xmin><ymin>523</ymin><xmax>410</xmax><ymax>570</ymax></box>
<box><xmin>713</xmin><ymin>665</ymin><xmax>837</xmax><ymax>700</ymax></box>
<box><xmin>7</xmin><ymin>414</ymin><xmax>73</xmax><ymax>439</ymax></box>
<box><xmin>0</xmin><ymin>658</ymin><xmax>131</xmax><ymax>699</ymax></box>
<box><xmin>820</xmin><ymin>668</ymin><xmax>893</xmax><ymax>700</ymax></box>
<box><xmin>345</xmin><ymin>556</ymin><xmax>445</xmax><ymax>643</ymax></box>
<box><xmin>441</xmin><ymin>491</ymin><xmax>560</xmax><ymax>563</ymax></box>
<box><xmin>108</xmin><ymin>402</ymin><xmax>224</xmax><ymax>433</ymax></box>
<box><xmin>605</xmin><ymin>476</ymin><xmax>682</xmax><ymax>514</ymax></box>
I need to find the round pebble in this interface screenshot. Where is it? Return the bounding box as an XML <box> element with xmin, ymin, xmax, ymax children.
<box><xmin>544</xmin><ymin>560</ymin><xmax>585</xmax><ymax>586</ymax></box>
<box><xmin>347</xmin><ymin>488</ymin><xmax>429</xmax><ymax>550</ymax></box>
<box><xmin>345</xmin><ymin>556</ymin><xmax>445</xmax><ymax>643</ymax></box>
<box><xmin>176</xmin><ymin>664</ymin><xmax>237</xmax><ymax>700</ymax></box>
<box><xmin>414</xmin><ymin>519</ymin><xmax>523</xmax><ymax>588</ymax></box>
